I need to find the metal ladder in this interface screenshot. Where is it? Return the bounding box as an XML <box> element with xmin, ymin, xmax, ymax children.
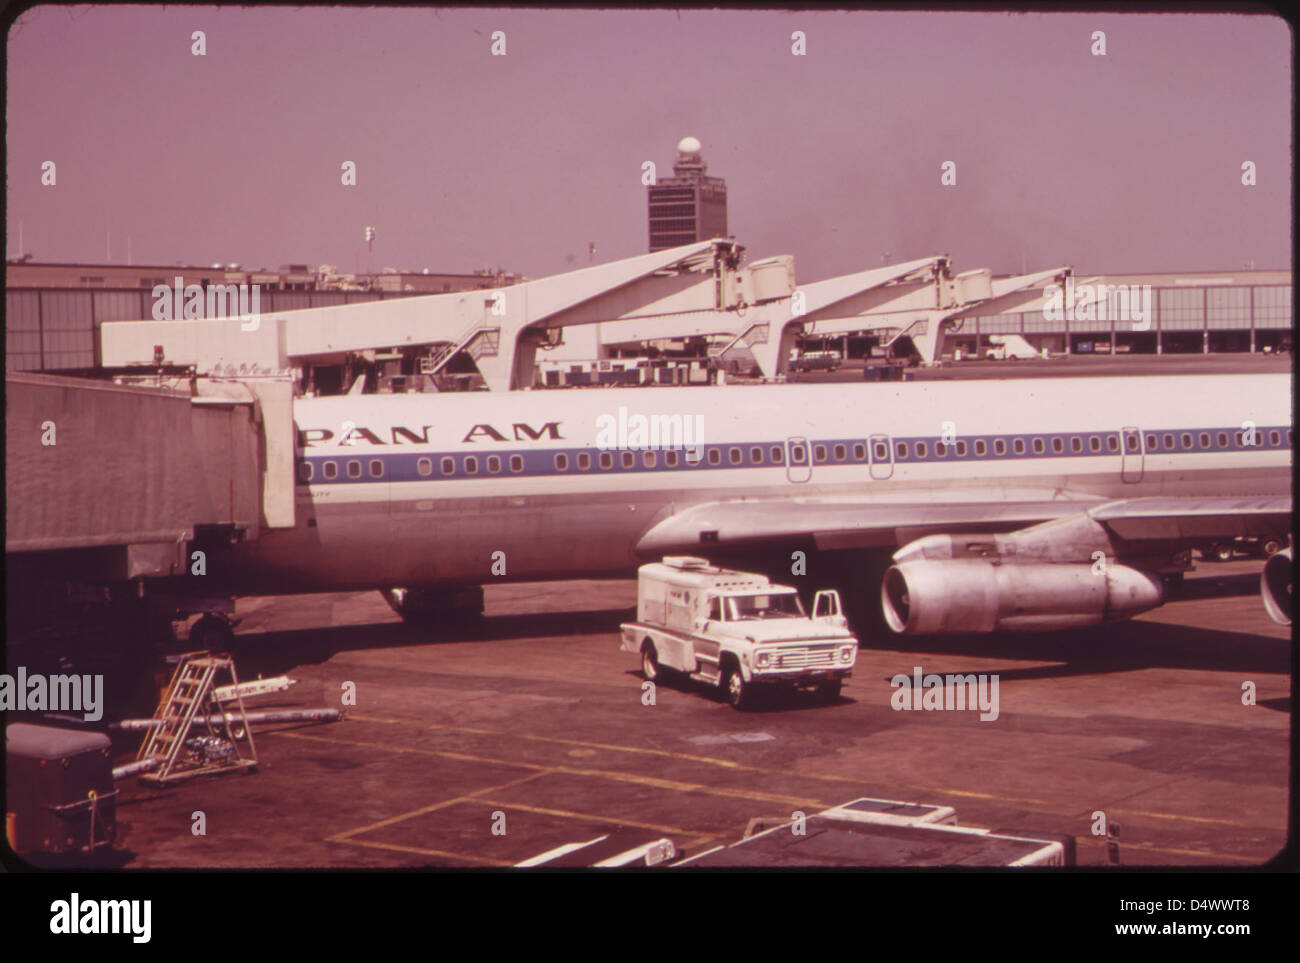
<box><xmin>137</xmin><ymin>652</ymin><xmax>258</xmax><ymax>785</ymax></box>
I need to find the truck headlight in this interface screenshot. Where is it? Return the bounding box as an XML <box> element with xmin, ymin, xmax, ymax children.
<box><xmin>756</xmin><ymin>651</ymin><xmax>772</xmax><ymax>668</ymax></box>
<box><xmin>839</xmin><ymin>646</ymin><xmax>854</xmax><ymax>663</ymax></box>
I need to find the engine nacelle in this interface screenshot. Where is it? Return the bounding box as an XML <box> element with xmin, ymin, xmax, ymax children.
<box><xmin>1261</xmin><ymin>547</ymin><xmax>1292</xmax><ymax>626</ymax></box>
<box><xmin>881</xmin><ymin>560</ymin><xmax>1164</xmax><ymax>635</ymax></box>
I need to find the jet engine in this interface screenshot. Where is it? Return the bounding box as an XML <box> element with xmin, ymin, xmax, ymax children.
<box><xmin>881</xmin><ymin>559</ymin><xmax>1165</xmax><ymax>635</ymax></box>
<box><xmin>1261</xmin><ymin>547</ymin><xmax>1292</xmax><ymax>626</ymax></box>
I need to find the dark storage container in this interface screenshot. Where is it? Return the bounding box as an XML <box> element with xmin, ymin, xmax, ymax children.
<box><xmin>5</xmin><ymin>723</ymin><xmax>117</xmax><ymax>855</ymax></box>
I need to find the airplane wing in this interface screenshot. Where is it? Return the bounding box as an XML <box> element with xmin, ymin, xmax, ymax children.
<box><xmin>636</xmin><ymin>493</ymin><xmax>1292</xmax><ymax>557</ymax></box>
<box><xmin>638</xmin><ymin>493</ymin><xmax>1292</xmax><ymax>630</ymax></box>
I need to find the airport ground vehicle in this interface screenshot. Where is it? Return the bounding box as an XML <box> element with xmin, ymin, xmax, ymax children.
<box><xmin>619</xmin><ymin>556</ymin><xmax>857</xmax><ymax>709</ymax></box>
<box><xmin>790</xmin><ymin>349</ymin><xmax>842</xmax><ymax>373</ymax></box>
<box><xmin>1200</xmin><ymin>534</ymin><xmax>1287</xmax><ymax>562</ymax></box>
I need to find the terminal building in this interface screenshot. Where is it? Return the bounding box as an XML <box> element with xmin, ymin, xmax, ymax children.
<box><xmin>4</xmin><ymin>259</ymin><xmax>520</xmax><ymax>372</ymax></box>
<box><xmin>647</xmin><ymin>137</ymin><xmax>729</xmax><ymax>252</ymax></box>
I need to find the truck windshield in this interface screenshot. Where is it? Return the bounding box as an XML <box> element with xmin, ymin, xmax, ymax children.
<box><xmin>724</xmin><ymin>593</ymin><xmax>805</xmax><ymax>621</ymax></box>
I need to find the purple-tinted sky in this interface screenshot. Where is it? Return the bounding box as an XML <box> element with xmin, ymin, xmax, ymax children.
<box><xmin>6</xmin><ymin>6</ymin><xmax>1291</xmax><ymax>280</ymax></box>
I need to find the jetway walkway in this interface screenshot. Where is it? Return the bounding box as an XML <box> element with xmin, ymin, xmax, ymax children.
<box><xmin>6</xmin><ymin>372</ymin><xmax>293</xmax><ymax>584</ymax></box>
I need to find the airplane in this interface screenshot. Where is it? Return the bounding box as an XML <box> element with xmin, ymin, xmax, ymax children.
<box><xmin>173</xmin><ymin>370</ymin><xmax>1291</xmax><ymax>647</ymax></box>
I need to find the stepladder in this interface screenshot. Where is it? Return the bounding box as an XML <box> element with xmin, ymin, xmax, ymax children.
<box><xmin>137</xmin><ymin>651</ymin><xmax>259</xmax><ymax>785</ymax></box>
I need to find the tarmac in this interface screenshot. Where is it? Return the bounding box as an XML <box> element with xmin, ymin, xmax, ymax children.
<box><xmin>98</xmin><ymin>556</ymin><xmax>1289</xmax><ymax>869</ymax></box>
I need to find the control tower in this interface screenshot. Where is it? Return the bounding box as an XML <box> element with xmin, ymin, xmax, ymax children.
<box><xmin>648</xmin><ymin>137</ymin><xmax>729</xmax><ymax>252</ymax></box>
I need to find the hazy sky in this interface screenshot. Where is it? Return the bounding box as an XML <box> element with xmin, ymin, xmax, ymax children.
<box><xmin>6</xmin><ymin>6</ymin><xmax>1291</xmax><ymax>281</ymax></box>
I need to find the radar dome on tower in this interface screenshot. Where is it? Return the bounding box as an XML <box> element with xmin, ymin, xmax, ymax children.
<box><xmin>677</xmin><ymin>136</ymin><xmax>702</xmax><ymax>156</ymax></box>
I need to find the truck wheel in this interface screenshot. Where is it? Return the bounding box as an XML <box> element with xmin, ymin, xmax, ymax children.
<box><xmin>1209</xmin><ymin>543</ymin><xmax>1234</xmax><ymax>562</ymax></box>
<box><xmin>818</xmin><ymin>679</ymin><xmax>843</xmax><ymax>702</ymax></box>
<box><xmin>724</xmin><ymin>667</ymin><xmax>751</xmax><ymax>710</ymax></box>
<box><xmin>641</xmin><ymin>642</ymin><xmax>662</xmax><ymax>682</ymax></box>
<box><xmin>1260</xmin><ymin>537</ymin><xmax>1284</xmax><ymax>558</ymax></box>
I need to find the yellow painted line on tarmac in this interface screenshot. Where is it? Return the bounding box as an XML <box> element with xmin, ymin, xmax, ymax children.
<box><xmin>1076</xmin><ymin>837</ymin><xmax>1263</xmax><ymax>864</ymax></box>
<box><xmin>328</xmin><ymin>771</ymin><xmax>545</xmax><ymax>841</ymax></box>
<box><xmin>336</xmin><ymin>714</ymin><xmax>1284</xmax><ymax>830</ymax></box>
<box><xmin>329</xmin><ymin>837</ymin><xmax>513</xmax><ymax>867</ymax></box>
<box><xmin>471</xmin><ymin>798</ymin><xmax>709</xmax><ymax>839</ymax></box>
<box><xmin>279</xmin><ymin>729</ymin><xmax>824</xmax><ymax>810</ymax></box>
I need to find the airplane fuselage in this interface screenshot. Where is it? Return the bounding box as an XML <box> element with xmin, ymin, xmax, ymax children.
<box><xmin>219</xmin><ymin>374</ymin><xmax>1292</xmax><ymax>595</ymax></box>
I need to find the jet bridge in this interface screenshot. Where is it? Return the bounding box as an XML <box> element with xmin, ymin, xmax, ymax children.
<box><xmin>6</xmin><ymin>372</ymin><xmax>294</xmax><ymax>586</ymax></box>
<box><xmin>99</xmin><ymin>239</ymin><xmax>788</xmax><ymax>392</ymax></box>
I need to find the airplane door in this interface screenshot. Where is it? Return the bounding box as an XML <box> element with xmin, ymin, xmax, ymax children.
<box><xmin>786</xmin><ymin>437</ymin><xmax>812</xmax><ymax>483</ymax></box>
<box><xmin>868</xmin><ymin>433</ymin><xmax>894</xmax><ymax>480</ymax></box>
<box><xmin>1120</xmin><ymin>426</ymin><xmax>1144</xmax><ymax>483</ymax></box>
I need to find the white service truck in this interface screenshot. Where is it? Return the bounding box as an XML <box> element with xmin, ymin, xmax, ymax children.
<box><xmin>620</xmin><ymin>556</ymin><xmax>858</xmax><ymax>709</ymax></box>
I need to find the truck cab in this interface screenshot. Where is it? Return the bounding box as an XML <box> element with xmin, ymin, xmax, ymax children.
<box><xmin>620</xmin><ymin>556</ymin><xmax>858</xmax><ymax>709</ymax></box>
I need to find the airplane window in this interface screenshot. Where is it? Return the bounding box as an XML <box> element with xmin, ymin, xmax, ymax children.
<box><xmin>487</xmin><ymin>455</ymin><xmax>501</xmax><ymax>474</ymax></box>
<box><xmin>974</xmin><ymin>440</ymin><xmax>986</xmax><ymax>456</ymax></box>
<box><xmin>729</xmin><ymin>447</ymin><xmax>742</xmax><ymax>465</ymax></box>
<box><xmin>1125</xmin><ymin>435</ymin><xmax>1139</xmax><ymax>453</ymax></box>
<box><xmin>1089</xmin><ymin>436</ymin><xmax>1101</xmax><ymax>453</ymax></box>
<box><xmin>418</xmin><ymin>457</ymin><xmax>433</xmax><ymax>477</ymax></box>
<box><xmin>751</xmin><ymin>447</ymin><xmax>764</xmax><ymax>464</ymax></box>
<box><xmin>1012</xmin><ymin>439</ymin><xmax>1025</xmax><ymax>455</ymax></box>
<box><xmin>896</xmin><ymin>442</ymin><xmax>908</xmax><ymax>459</ymax></box>
<box><xmin>370</xmin><ymin>459</ymin><xmax>384</xmax><ymax>477</ymax></box>
<box><xmin>1071</xmin><ymin>437</ymin><xmax>1082</xmax><ymax>453</ymax></box>
<box><xmin>1217</xmin><ymin>432</ymin><xmax>1228</xmax><ymax>448</ymax></box>
<box><xmin>1107</xmin><ymin>436</ymin><xmax>1119</xmax><ymax>452</ymax></box>
<box><xmin>599</xmin><ymin>452</ymin><xmax>613</xmax><ymax>469</ymax></box>
<box><xmin>622</xmin><ymin>451</ymin><xmax>635</xmax><ymax>468</ymax></box>
<box><xmin>935</xmin><ymin>442</ymin><xmax>946</xmax><ymax>457</ymax></box>
<box><xmin>1049</xmin><ymin>438</ymin><xmax>1062</xmax><ymax>454</ymax></box>
<box><xmin>510</xmin><ymin>454</ymin><xmax>524</xmax><ymax>473</ymax></box>
<box><xmin>1288</xmin><ymin>429</ymin><xmax>1293</xmax><ymax>445</ymax></box>
<box><xmin>577</xmin><ymin>452</ymin><xmax>591</xmax><ymax>470</ymax></box>
<box><xmin>1199</xmin><ymin>433</ymin><xmax>1210</xmax><ymax>449</ymax></box>
<box><xmin>1145</xmin><ymin>434</ymin><xmax>1157</xmax><ymax>450</ymax></box>
<box><xmin>299</xmin><ymin>462</ymin><xmax>313</xmax><ymax>482</ymax></box>
<box><xmin>463</xmin><ymin>456</ymin><xmax>478</xmax><ymax>475</ymax></box>
<box><xmin>643</xmin><ymin>450</ymin><xmax>657</xmax><ymax>468</ymax></box>
<box><xmin>1181</xmin><ymin>433</ymin><xmax>1192</xmax><ymax>449</ymax></box>
<box><xmin>834</xmin><ymin>444</ymin><xmax>847</xmax><ymax>461</ymax></box>
<box><xmin>347</xmin><ymin>460</ymin><xmax>362</xmax><ymax>479</ymax></box>
<box><xmin>994</xmin><ymin>439</ymin><xmax>1006</xmax><ymax>456</ymax></box>
<box><xmin>554</xmin><ymin>453</ymin><xmax>568</xmax><ymax>471</ymax></box>
<box><xmin>792</xmin><ymin>446</ymin><xmax>807</xmax><ymax>464</ymax></box>
<box><xmin>770</xmin><ymin>446</ymin><xmax>784</xmax><ymax>464</ymax></box>
<box><xmin>323</xmin><ymin>461</ymin><xmax>338</xmax><ymax>479</ymax></box>
<box><xmin>874</xmin><ymin>442</ymin><xmax>888</xmax><ymax>460</ymax></box>
<box><xmin>814</xmin><ymin>445</ymin><xmax>827</xmax><ymax>462</ymax></box>
<box><xmin>665</xmin><ymin>450</ymin><xmax>679</xmax><ymax>467</ymax></box>
<box><xmin>1033</xmin><ymin>439</ymin><xmax>1045</xmax><ymax>454</ymax></box>
<box><xmin>1233</xmin><ymin>432</ymin><xmax>1243</xmax><ymax>447</ymax></box>
<box><xmin>916</xmin><ymin>441</ymin><xmax>928</xmax><ymax>458</ymax></box>
<box><xmin>853</xmin><ymin>443</ymin><xmax>866</xmax><ymax>461</ymax></box>
<box><xmin>1163</xmin><ymin>434</ymin><xmax>1174</xmax><ymax>449</ymax></box>
<box><xmin>709</xmin><ymin>448</ymin><xmax>722</xmax><ymax>466</ymax></box>
<box><xmin>441</xmin><ymin>457</ymin><xmax>455</xmax><ymax>475</ymax></box>
<box><xmin>1269</xmin><ymin>430</ymin><xmax>1280</xmax><ymax>446</ymax></box>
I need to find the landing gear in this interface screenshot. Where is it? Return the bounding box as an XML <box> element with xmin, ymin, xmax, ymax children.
<box><xmin>381</xmin><ymin>585</ymin><xmax>484</xmax><ymax>629</ymax></box>
<box><xmin>188</xmin><ymin>613</ymin><xmax>235</xmax><ymax>650</ymax></box>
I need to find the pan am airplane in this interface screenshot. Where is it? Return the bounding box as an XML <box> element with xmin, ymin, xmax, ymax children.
<box><xmin>179</xmin><ymin>370</ymin><xmax>1291</xmax><ymax>647</ymax></box>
